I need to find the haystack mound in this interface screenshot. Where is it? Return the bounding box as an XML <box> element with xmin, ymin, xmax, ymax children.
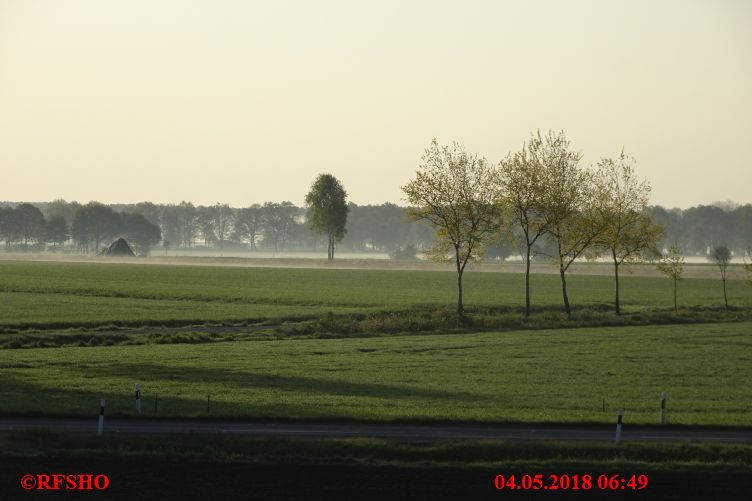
<box><xmin>103</xmin><ymin>238</ymin><xmax>135</xmax><ymax>256</ymax></box>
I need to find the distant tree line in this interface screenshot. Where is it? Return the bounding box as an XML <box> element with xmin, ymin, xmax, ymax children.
<box><xmin>0</xmin><ymin>202</ymin><xmax>161</xmax><ymax>255</ymax></box>
<box><xmin>0</xmin><ymin>199</ymin><xmax>434</xmax><ymax>255</ymax></box>
<box><xmin>0</xmin><ymin>196</ymin><xmax>749</xmax><ymax>258</ymax></box>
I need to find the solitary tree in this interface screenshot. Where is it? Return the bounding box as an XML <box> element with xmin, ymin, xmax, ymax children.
<box><xmin>305</xmin><ymin>174</ymin><xmax>349</xmax><ymax>260</ymax></box>
<box><xmin>656</xmin><ymin>243</ymin><xmax>685</xmax><ymax>311</ymax></box>
<box><xmin>403</xmin><ymin>139</ymin><xmax>502</xmax><ymax>322</ymax></box>
<box><xmin>709</xmin><ymin>244</ymin><xmax>731</xmax><ymax>310</ymax></box>
<box><xmin>593</xmin><ymin>151</ymin><xmax>663</xmax><ymax>314</ymax></box>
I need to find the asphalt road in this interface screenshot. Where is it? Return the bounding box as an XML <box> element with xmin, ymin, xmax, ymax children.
<box><xmin>1</xmin><ymin>418</ymin><xmax>751</xmax><ymax>443</ymax></box>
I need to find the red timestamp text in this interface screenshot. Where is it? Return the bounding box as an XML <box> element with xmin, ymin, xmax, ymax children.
<box><xmin>494</xmin><ymin>473</ymin><xmax>648</xmax><ymax>491</ymax></box>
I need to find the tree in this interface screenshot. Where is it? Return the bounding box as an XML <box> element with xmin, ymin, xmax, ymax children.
<box><xmin>548</xmin><ymin>183</ymin><xmax>606</xmax><ymax>317</ymax></box>
<box><xmin>234</xmin><ymin>204</ymin><xmax>263</xmax><ymax>250</ymax></box>
<box><xmin>304</xmin><ymin>174</ymin><xmax>349</xmax><ymax>260</ymax></box>
<box><xmin>500</xmin><ymin>130</ymin><xmax>574</xmax><ymax>317</ymax></box>
<box><xmin>179</xmin><ymin>201</ymin><xmax>199</xmax><ymax>248</ymax></box>
<box><xmin>261</xmin><ymin>202</ymin><xmax>297</xmax><ymax>251</ymax></box>
<box><xmin>745</xmin><ymin>248</ymin><xmax>752</xmax><ymax>286</ymax></box>
<box><xmin>44</xmin><ymin>199</ymin><xmax>80</xmax><ymax>226</ymax></box>
<box><xmin>15</xmin><ymin>203</ymin><xmax>46</xmax><ymax>248</ymax></box>
<box><xmin>656</xmin><ymin>243</ymin><xmax>685</xmax><ymax>311</ymax></box>
<box><xmin>403</xmin><ymin>139</ymin><xmax>502</xmax><ymax>322</ymax></box>
<box><xmin>0</xmin><ymin>206</ymin><xmax>20</xmax><ymax>249</ymax></box>
<box><xmin>45</xmin><ymin>216</ymin><xmax>70</xmax><ymax>249</ymax></box>
<box><xmin>197</xmin><ymin>206</ymin><xmax>216</xmax><ymax>247</ymax></box>
<box><xmin>593</xmin><ymin>151</ymin><xmax>664</xmax><ymax>315</ymax></box>
<box><xmin>211</xmin><ymin>203</ymin><xmax>234</xmax><ymax>252</ymax></box>
<box><xmin>71</xmin><ymin>203</ymin><xmax>122</xmax><ymax>253</ymax></box>
<box><xmin>708</xmin><ymin>244</ymin><xmax>731</xmax><ymax>311</ymax></box>
<box><xmin>121</xmin><ymin>212</ymin><xmax>162</xmax><ymax>255</ymax></box>
<box><xmin>532</xmin><ymin>132</ymin><xmax>596</xmax><ymax>317</ymax></box>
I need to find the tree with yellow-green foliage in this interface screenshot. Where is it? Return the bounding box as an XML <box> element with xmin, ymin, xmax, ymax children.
<box><xmin>593</xmin><ymin>151</ymin><xmax>664</xmax><ymax>315</ymax></box>
<box><xmin>656</xmin><ymin>243</ymin><xmax>685</xmax><ymax>311</ymax></box>
<box><xmin>402</xmin><ymin>139</ymin><xmax>502</xmax><ymax>322</ymax></box>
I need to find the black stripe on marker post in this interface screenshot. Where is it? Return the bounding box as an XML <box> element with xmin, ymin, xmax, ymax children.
<box><xmin>98</xmin><ymin>399</ymin><xmax>105</xmax><ymax>436</ymax></box>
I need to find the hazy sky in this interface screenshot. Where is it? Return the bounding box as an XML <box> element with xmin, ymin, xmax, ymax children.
<box><xmin>1</xmin><ymin>0</ymin><xmax>750</xmax><ymax>208</ymax></box>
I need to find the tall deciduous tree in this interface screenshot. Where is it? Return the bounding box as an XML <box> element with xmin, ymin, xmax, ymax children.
<box><xmin>234</xmin><ymin>204</ymin><xmax>264</xmax><ymax>250</ymax></box>
<box><xmin>708</xmin><ymin>244</ymin><xmax>731</xmax><ymax>311</ymax></box>
<box><xmin>657</xmin><ymin>243</ymin><xmax>685</xmax><ymax>311</ymax></box>
<box><xmin>211</xmin><ymin>203</ymin><xmax>235</xmax><ymax>252</ymax></box>
<box><xmin>15</xmin><ymin>203</ymin><xmax>46</xmax><ymax>248</ymax></box>
<box><xmin>45</xmin><ymin>216</ymin><xmax>70</xmax><ymax>248</ymax></box>
<box><xmin>500</xmin><ymin>130</ymin><xmax>577</xmax><ymax>317</ymax></box>
<box><xmin>0</xmin><ymin>206</ymin><xmax>19</xmax><ymax>248</ymax></box>
<box><xmin>548</xmin><ymin>181</ymin><xmax>606</xmax><ymax>317</ymax></box>
<box><xmin>593</xmin><ymin>151</ymin><xmax>664</xmax><ymax>315</ymax></box>
<box><xmin>305</xmin><ymin>174</ymin><xmax>349</xmax><ymax>260</ymax></box>
<box><xmin>71</xmin><ymin>203</ymin><xmax>122</xmax><ymax>253</ymax></box>
<box><xmin>403</xmin><ymin>139</ymin><xmax>502</xmax><ymax>322</ymax></box>
<box><xmin>121</xmin><ymin>212</ymin><xmax>162</xmax><ymax>255</ymax></box>
<box><xmin>261</xmin><ymin>202</ymin><xmax>298</xmax><ymax>251</ymax></box>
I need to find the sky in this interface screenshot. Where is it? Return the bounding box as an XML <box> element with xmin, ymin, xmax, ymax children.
<box><xmin>1</xmin><ymin>0</ymin><xmax>750</xmax><ymax>209</ymax></box>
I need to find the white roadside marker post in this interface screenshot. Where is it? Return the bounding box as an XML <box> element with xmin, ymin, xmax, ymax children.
<box><xmin>98</xmin><ymin>399</ymin><xmax>106</xmax><ymax>436</ymax></box>
<box><xmin>615</xmin><ymin>407</ymin><xmax>624</xmax><ymax>444</ymax></box>
<box><xmin>660</xmin><ymin>390</ymin><xmax>667</xmax><ymax>425</ymax></box>
<box><xmin>135</xmin><ymin>384</ymin><xmax>142</xmax><ymax>415</ymax></box>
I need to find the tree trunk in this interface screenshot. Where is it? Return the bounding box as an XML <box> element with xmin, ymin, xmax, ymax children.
<box><xmin>722</xmin><ymin>278</ymin><xmax>728</xmax><ymax>311</ymax></box>
<box><xmin>560</xmin><ymin>265</ymin><xmax>571</xmax><ymax>318</ymax></box>
<box><xmin>457</xmin><ymin>270</ymin><xmax>464</xmax><ymax>326</ymax></box>
<box><xmin>673</xmin><ymin>277</ymin><xmax>677</xmax><ymax>312</ymax></box>
<box><xmin>455</xmin><ymin>246</ymin><xmax>463</xmax><ymax>326</ymax></box>
<box><xmin>524</xmin><ymin>244</ymin><xmax>532</xmax><ymax>318</ymax></box>
<box><xmin>613</xmin><ymin>250</ymin><xmax>621</xmax><ymax>315</ymax></box>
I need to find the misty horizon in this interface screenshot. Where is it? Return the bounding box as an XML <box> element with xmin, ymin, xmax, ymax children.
<box><xmin>2</xmin><ymin>0</ymin><xmax>751</xmax><ymax>208</ymax></box>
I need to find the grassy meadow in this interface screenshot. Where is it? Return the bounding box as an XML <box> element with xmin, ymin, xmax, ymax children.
<box><xmin>0</xmin><ymin>260</ymin><xmax>750</xmax><ymax>329</ymax></box>
<box><xmin>2</xmin><ymin>323</ymin><xmax>751</xmax><ymax>425</ymax></box>
<box><xmin>0</xmin><ymin>259</ymin><xmax>750</xmax><ymax>425</ymax></box>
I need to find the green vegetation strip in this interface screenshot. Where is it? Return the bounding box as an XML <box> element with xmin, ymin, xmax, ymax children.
<box><xmin>1</xmin><ymin>323</ymin><xmax>750</xmax><ymax>425</ymax></box>
<box><xmin>3</xmin><ymin>429</ymin><xmax>750</xmax><ymax>473</ymax></box>
<box><xmin>0</xmin><ymin>260</ymin><xmax>750</xmax><ymax>330</ymax></box>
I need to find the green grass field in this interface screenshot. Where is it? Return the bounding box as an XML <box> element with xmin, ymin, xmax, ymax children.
<box><xmin>2</xmin><ymin>323</ymin><xmax>750</xmax><ymax>425</ymax></box>
<box><xmin>0</xmin><ymin>260</ymin><xmax>750</xmax><ymax>329</ymax></box>
<box><xmin>1</xmin><ymin>259</ymin><xmax>750</xmax><ymax>426</ymax></box>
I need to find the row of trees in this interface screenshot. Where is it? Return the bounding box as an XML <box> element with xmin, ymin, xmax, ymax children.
<box><xmin>403</xmin><ymin>131</ymin><xmax>665</xmax><ymax>320</ymax></box>
<box><xmin>2</xmin><ymin>199</ymin><xmax>746</xmax><ymax>258</ymax></box>
<box><xmin>656</xmin><ymin>243</ymin><xmax>747</xmax><ymax>312</ymax></box>
<box><xmin>0</xmin><ymin>203</ymin><xmax>161</xmax><ymax>255</ymax></box>
<box><xmin>0</xmin><ymin>200</ymin><xmax>435</xmax><ymax>255</ymax></box>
